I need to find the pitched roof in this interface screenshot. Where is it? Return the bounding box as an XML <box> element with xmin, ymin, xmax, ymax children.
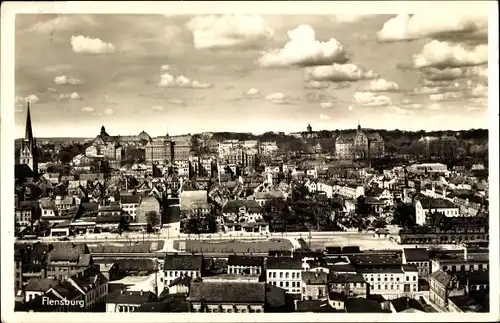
<box><xmin>266</xmin><ymin>256</ymin><xmax>302</xmax><ymax>270</ymax></box>
<box><xmin>430</xmin><ymin>269</ymin><xmax>452</xmax><ymax>287</ymax></box>
<box><xmin>164</xmin><ymin>255</ymin><xmax>203</xmax><ymax>271</ymax></box>
<box><xmin>120</xmin><ymin>194</ymin><xmax>141</xmax><ymax>204</ymax></box>
<box><xmin>403</xmin><ymin>248</ymin><xmax>430</xmax><ymax>262</ymax></box>
<box><xmin>302</xmin><ymin>271</ymin><xmax>328</xmax><ymax>285</ymax></box>
<box><xmin>345</xmin><ymin>297</ymin><xmax>387</xmax><ymax>313</ymax></box>
<box><xmin>417</xmin><ymin>197</ymin><xmax>457</xmax><ymax>209</ymax></box>
<box><xmin>25</xmin><ymin>278</ymin><xmax>59</xmax><ymax>292</ymax></box>
<box><xmin>227</xmin><ymin>255</ymin><xmax>264</xmax><ymax>267</ymax></box>
<box><xmin>106</xmin><ymin>290</ymin><xmax>156</xmax><ymax>304</ymax></box>
<box><xmin>189</xmin><ymin>282</ymin><xmax>266</xmax><ymax>303</ymax></box>
<box><xmin>222</xmin><ymin>200</ymin><xmax>262</xmax><ymax>214</ymax></box>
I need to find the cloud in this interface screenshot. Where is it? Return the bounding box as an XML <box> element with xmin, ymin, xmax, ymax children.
<box><xmin>470</xmin><ymin>83</ymin><xmax>488</xmax><ymax>97</ymax></box>
<box><xmin>186</xmin><ymin>15</ymin><xmax>273</xmax><ymax>49</ymax></box>
<box><xmin>158</xmin><ymin>73</ymin><xmax>212</xmax><ymax>89</ymax></box>
<box><xmin>305</xmin><ymin>91</ymin><xmax>337</xmax><ymax>103</ymax></box>
<box><xmin>362</xmin><ymin>79</ymin><xmax>400</xmax><ymax>92</ymax></box>
<box><xmin>465</xmin><ymin>105</ymin><xmax>484</xmax><ymax>112</ymax></box>
<box><xmin>160</xmin><ymin>65</ymin><xmax>171</xmax><ymax>71</ymax></box>
<box><xmin>242</xmin><ymin>88</ymin><xmax>263</xmax><ymax>99</ymax></box>
<box><xmin>59</xmin><ymin>92</ymin><xmax>82</xmax><ymax>100</ymax></box>
<box><xmin>264</xmin><ymin>92</ymin><xmax>295</xmax><ymax>105</ymax></box>
<box><xmin>305</xmin><ymin>63</ymin><xmax>378</xmax><ymax>82</ymax></box>
<box><xmin>166</xmin><ymin>99</ymin><xmax>186</xmax><ymax>105</ymax></box>
<box><xmin>420</xmin><ymin>66</ymin><xmax>489</xmax><ymax>82</ymax></box>
<box><xmin>388</xmin><ymin>106</ymin><xmax>415</xmax><ymax>116</ymax></box>
<box><xmin>27</xmin><ymin>15</ymin><xmax>98</xmax><ymax>34</ymax></box>
<box><xmin>81</xmin><ymin>107</ymin><xmax>94</xmax><ymax>112</ymax></box>
<box><xmin>258</xmin><ymin>25</ymin><xmax>348</xmax><ymax>67</ymax></box>
<box><xmin>429</xmin><ymin>92</ymin><xmax>463</xmax><ymax>102</ymax></box>
<box><xmin>412</xmin><ymin>40</ymin><xmax>488</xmax><ymax>68</ymax></box>
<box><xmin>319</xmin><ymin>102</ymin><xmax>335</xmax><ymax>109</ymax></box>
<box><xmin>16</xmin><ymin>94</ymin><xmax>40</xmax><ymax>104</ymax></box>
<box><xmin>331</xmin><ymin>15</ymin><xmax>371</xmax><ymax>24</ymax></box>
<box><xmin>352</xmin><ymin>92</ymin><xmax>392</xmax><ymax>107</ymax></box>
<box><xmin>151</xmin><ymin>106</ymin><xmax>165</xmax><ymax>111</ymax></box>
<box><xmin>71</xmin><ymin>35</ymin><xmax>116</xmax><ymax>54</ymax></box>
<box><xmin>103</xmin><ymin>108</ymin><xmax>115</xmax><ymax>116</ymax></box>
<box><xmin>304</xmin><ymin>81</ymin><xmax>330</xmax><ymax>89</ymax></box>
<box><xmin>54</xmin><ymin>75</ymin><xmax>83</xmax><ymax>85</ymax></box>
<box><xmin>377</xmin><ymin>13</ymin><xmax>488</xmax><ymax>42</ymax></box>
<box><xmin>48</xmin><ymin>88</ymin><xmax>57</xmax><ymax>92</ymax></box>
<box><xmin>319</xmin><ymin>113</ymin><xmax>331</xmax><ymax>120</ymax></box>
<box><xmin>427</xmin><ymin>103</ymin><xmax>443</xmax><ymax>111</ymax></box>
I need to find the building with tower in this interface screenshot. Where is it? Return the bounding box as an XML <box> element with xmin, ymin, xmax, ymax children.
<box><xmin>335</xmin><ymin>123</ymin><xmax>385</xmax><ymax>159</ymax></box>
<box><xmin>18</xmin><ymin>101</ymin><xmax>38</xmax><ymax>175</ymax></box>
<box><xmin>144</xmin><ymin>134</ymin><xmax>175</xmax><ymax>165</ymax></box>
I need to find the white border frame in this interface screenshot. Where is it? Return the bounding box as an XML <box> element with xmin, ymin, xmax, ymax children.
<box><xmin>1</xmin><ymin>1</ymin><xmax>499</xmax><ymax>322</ymax></box>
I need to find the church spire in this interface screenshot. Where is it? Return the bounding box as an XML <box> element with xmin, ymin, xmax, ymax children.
<box><xmin>25</xmin><ymin>100</ymin><xmax>34</xmax><ymax>143</ymax></box>
<box><xmin>357</xmin><ymin>120</ymin><xmax>361</xmax><ymax>132</ymax></box>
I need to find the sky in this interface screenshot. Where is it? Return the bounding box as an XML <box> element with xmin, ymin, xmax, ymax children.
<box><xmin>14</xmin><ymin>12</ymin><xmax>490</xmax><ymax>138</ymax></box>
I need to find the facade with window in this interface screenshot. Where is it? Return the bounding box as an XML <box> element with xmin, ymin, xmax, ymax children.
<box><xmin>189</xmin><ymin>281</ymin><xmax>265</xmax><ymax>313</ymax></box>
<box><xmin>164</xmin><ymin>254</ymin><xmax>203</xmax><ymax>287</ymax></box>
<box><xmin>358</xmin><ymin>265</ymin><xmax>418</xmax><ymax>300</ymax></box>
<box><xmin>301</xmin><ymin>271</ymin><xmax>328</xmax><ymax>300</ymax></box>
<box><xmin>227</xmin><ymin>255</ymin><xmax>263</xmax><ymax>276</ymax></box>
<box><xmin>119</xmin><ymin>195</ymin><xmax>141</xmax><ymax>223</ymax></box>
<box><xmin>266</xmin><ymin>257</ymin><xmax>302</xmax><ymax>295</ymax></box>
<box><xmin>327</xmin><ymin>273</ymin><xmax>367</xmax><ymax>298</ymax></box>
<box><xmin>15</xmin><ymin>207</ymin><xmax>33</xmax><ymax>226</ymax></box>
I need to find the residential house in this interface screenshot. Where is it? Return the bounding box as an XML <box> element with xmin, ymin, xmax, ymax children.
<box><xmin>119</xmin><ymin>194</ymin><xmax>141</xmax><ymax>222</ymax></box>
<box><xmin>415</xmin><ymin>197</ymin><xmax>459</xmax><ymax>226</ymax></box>
<box><xmin>266</xmin><ymin>257</ymin><xmax>303</xmax><ymax>295</ymax></box>
<box><xmin>357</xmin><ymin>265</ymin><xmax>418</xmax><ymax>300</ymax></box>
<box><xmin>253</xmin><ymin>191</ymin><xmax>285</xmax><ymax>206</ymax></box>
<box><xmin>106</xmin><ymin>289</ymin><xmax>156</xmax><ymax>313</ymax></box>
<box><xmin>327</xmin><ymin>273</ymin><xmax>367</xmax><ymax>298</ymax></box>
<box><xmin>189</xmin><ymin>281</ymin><xmax>265</xmax><ymax>313</ymax></box>
<box><xmin>429</xmin><ymin>269</ymin><xmax>462</xmax><ymax>311</ymax></box>
<box><xmin>15</xmin><ymin>204</ymin><xmax>34</xmax><ymax>227</ymax></box>
<box><xmin>227</xmin><ymin>255</ymin><xmax>264</xmax><ymax>276</ymax></box>
<box><xmin>66</xmin><ymin>267</ymin><xmax>109</xmax><ymax>310</ymax></box>
<box><xmin>179</xmin><ymin>190</ymin><xmax>211</xmax><ymax>219</ymax></box>
<box><xmin>164</xmin><ymin>254</ymin><xmax>203</xmax><ymax>287</ymax></box>
<box><xmin>301</xmin><ymin>271</ymin><xmax>328</xmax><ymax>300</ymax></box>
<box><xmin>24</xmin><ymin>278</ymin><xmax>59</xmax><ymax>302</ymax></box>
<box><xmin>402</xmin><ymin>248</ymin><xmax>430</xmax><ymax>279</ymax></box>
<box><xmin>136</xmin><ymin>195</ymin><xmax>161</xmax><ymax>227</ymax></box>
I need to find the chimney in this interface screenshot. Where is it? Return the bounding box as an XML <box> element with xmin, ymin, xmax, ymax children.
<box><xmin>120</xmin><ymin>288</ymin><xmax>125</xmax><ymax>295</ymax></box>
<box><xmin>140</xmin><ymin>290</ymin><xmax>144</xmax><ymax>295</ymax></box>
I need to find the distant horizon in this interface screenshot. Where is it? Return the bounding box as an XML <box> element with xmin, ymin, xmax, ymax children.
<box><xmin>14</xmin><ymin>126</ymin><xmax>488</xmax><ymax>141</ymax></box>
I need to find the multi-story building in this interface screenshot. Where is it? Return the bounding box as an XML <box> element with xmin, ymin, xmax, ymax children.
<box><xmin>227</xmin><ymin>255</ymin><xmax>264</xmax><ymax>276</ymax></box>
<box><xmin>357</xmin><ymin>265</ymin><xmax>419</xmax><ymax>300</ymax></box>
<box><xmin>106</xmin><ymin>289</ymin><xmax>156</xmax><ymax>313</ymax></box>
<box><xmin>301</xmin><ymin>271</ymin><xmax>328</xmax><ymax>300</ymax></box>
<box><xmin>402</xmin><ymin>248</ymin><xmax>430</xmax><ymax>279</ymax></box>
<box><xmin>452</xmin><ymin>194</ymin><xmax>485</xmax><ymax>217</ymax></box>
<box><xmin>430</xmin><ymin>249</ymin><xmax>489</xmax><ymax>274</ymax></box>
<box><xmin>428</xmin><ymin>269</ymin><xmax>465</xmax><ymax>311</ymax></box>
<box><xmin>119</xmin><ymin>194</ymin><xmax>141</xmax><ymax>222</ymax></box>
<box><xmin>266</xmin><ymin>257</ymin><xmax>303</xmax><ymax>295</ymax></box>
<box><xmin>172</xmin><ymin>136</ymin><xmax>192</xmax><ymax>162</ymax></box>
<box><xmin>164</xmin><ymin>254</ymin><xmax>203</xmax><ymax>287</ymax></box>
<box><xmin>415</xmin><ymin>197</ymin><xmax>459</xmax><ymax>226</ymax></box>
<box><xmin>327</xmin><ymin>273</ymin><xmax>367</xmax><ymax>298</ymax></box>
<box><xmin>189</xmin><ymin>282</ymin><xmax>265</xmax><ymax>313</ymax></box>
<box><xmin>259</xmin><ymin>141</ymin><xmax>279</xmax><ymax>156</ymax></box>
<box><xmin>15</xmin><ymin>205</ymin><xmax>33</xmax><ymax>226</ymax></box>
<box><xmin>145</xmin><ymin>135</ymin><xmax>174</xmax><ymax>164</ymax></box>
<box><xmin>335</xmin><ymin>123</ymin><xmax>385</xmax><ymax>159</ymax></box>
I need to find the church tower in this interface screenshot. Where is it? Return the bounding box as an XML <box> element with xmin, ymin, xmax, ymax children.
<box><xmin>19</xmin><ymin>101</ymin><xmax>38</xmax><ymax>174</ymax></box>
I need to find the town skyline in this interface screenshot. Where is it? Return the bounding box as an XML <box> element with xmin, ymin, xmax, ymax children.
<box><xmin>14</xmin><ymin>12</ymin><xmax>490</xmax><ymax>138</ymax></box>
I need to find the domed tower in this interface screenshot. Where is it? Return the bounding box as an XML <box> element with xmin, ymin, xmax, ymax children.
<box><xmin>307</xmin><ymin>123</ymin><xmax>312</xmax><ymax>133</ymax></box>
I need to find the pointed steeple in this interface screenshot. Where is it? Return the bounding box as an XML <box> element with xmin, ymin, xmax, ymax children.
<box><xmin>357</xmin><ymin>120</ymin><xmax>361</xmax><ymax>132</ymax></box>
<box><xmin>25</xmin><ymin>101</ymin><xmax>34</xmax><ymax>143</ymax></box>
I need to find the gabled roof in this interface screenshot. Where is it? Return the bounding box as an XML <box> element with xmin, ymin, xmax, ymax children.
<box><xmin>403</xmin><ymin>248</ymin><xmax>429</xmax><ymax>262</ymax></box>
<box><xmin>189</xmin><ymin>282</ymin><xmax>266</xmax><ymax>304</ymax></box>
<box><xmin>267</xmin><ymin>256</ymin><xmax>302</xmax><ymax>270</ymax></box>
<box><xmin>164</xmin><ymin>255</ymin><xmax>203</xmax><ymax>271</ymax></box>
<box><xmin>25</xmin><ymin>278</ymin><xmax>59</xmax><ymax>292</ymax></box>
<box><xmin>227</xmin><ymin>255</ymin><xmax>263</xmax><ymax>267</ymax></box>
<box><xmin>430</xmin><ymin>269</ymin><xmax>452</xmax><ymax>287</ymax></box>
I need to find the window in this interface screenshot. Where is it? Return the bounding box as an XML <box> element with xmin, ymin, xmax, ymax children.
<box><xmin>285</xmin><ymin>282</ymin><xmax>289</xmax><ymax>287</ymax></box>
<box><xmin>377</xmin><ymin>277</ymin><xmax>381</xmax><ymax>282</ymax></box>
<box><xmin>280</xmin><ymin>272</ymin><xmax>283</xmax><ymax>278</ymax></box>
<box><xmin>406</xmin><ymin>276</ymin><xmax>409</xmax><ymax>281</ymax></box>
<box><xmin>279</xmin><ymin>282</ymin><xmax>283</xmax><ymax>287</ymax></box>
<box><xmin>291</xmin><ymin>272</ymin><xmax>295</xmax><ymax>279</ymax></box>
<box><xmin>291</xmin><ymin>282</ymin><xmax>295</xmax><ymax>288</ymax></box>
<box><xmin>384</xmin><ymin>277</ymin><xmax>388</xmax><ymax>282</ymax></box>
<box><xmin>285</xmin><ymin>272</ymin><xmax>289</xmax><ymax>278</ymax></box>
<box><xmin>273</xmin><ymin>272</ymin><xmax>276</xmax><ymax>278</ymax></box>
<box><xmin>413</xmin><ymin>276</ymin><xmax>416</xmax><ymax>281</ymax></box>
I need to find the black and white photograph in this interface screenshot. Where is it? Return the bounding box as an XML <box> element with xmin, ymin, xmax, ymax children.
<box><xmin>1</xmin><ymin>1</ymin><xmax>498</xmax><ymax>322</ymax></box>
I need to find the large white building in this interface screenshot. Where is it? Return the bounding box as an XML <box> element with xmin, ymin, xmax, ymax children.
<box><xmin>266</xmin><ymin>257</ymin><xmax>303</xmax><ymax>295</ymax></box>
<box><xmin>358</xmin><ymin>265</ymin><xmax>419</xmax><ymax>300</ymax></box>
<box><xmin>415</xmin><ymin>197</ymin><xmax>460</xmax><ymax>226</ymax></box>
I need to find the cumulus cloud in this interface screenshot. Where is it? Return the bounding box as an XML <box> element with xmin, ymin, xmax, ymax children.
<box><xmin>16</xmin><ymin>94</ymin><xmax>40</xmax><ymax>104</ymax></box>
<box><xmin>186</xmin><ymin>15</ymin><xmax>273</xmax><ymax>49</ymax></box>
<box><xmin>377</xmin><ymin>13</ymin><xmax>488</xmax><ymax>42</ymax></box>
<box><xmin>160</xmin><ymin>64</ymin><xmax>171</xmax><ymax>71</ymax></box>
<box><xmin>264</xmin><ymin>92</ymin><xmax>295</xmax><ymax>105</ymax></box>
<box><xmin>81</xmin><ymin>107</ymin><xmax>94</xmax><ymax>112</ymax></box>
<box><xmin>352</xmin><ymin>92</ymin><xmax>392</xmax><ymax>107</ymax></box>
<box><xmin>362</xmin><ymin>79</ymin><xmax>400</xmax><ymax>92</ymax></box>
<box><xmin>54</xmin><ymin>75</ymin><xmax>83</xmax><ymax>85</ymax></box>
<box><xmin>59</xmin><ymin>92</ymin><xmax>82</xmax><ymax>100</ymax></box>
<box><xmin>151</xmin><ymin>106</ymin><xmax>165</xmax><ymax>111</ymax></box>
<box><xmin>304</xmin><ymin>81</ymin><xmax>330</xmax><ymax>89</ymax></box>
<box><xmin>305</xmin><ymin>91</ymin><xmax>337</xmax><ymax>103</ymax></box>
<box><xmin>158</xmin><ymin>73</ymin><xmax>212</xmax><ymax>89</ymax></box>
<box><xmin>429</xmin><ymin>92</ymin><xmax>464</xmax><ymax>102</ymax></box>
<box><xmin>412</xmin><ymin>40</ymin><xmax>488</xmax><ymax>68</ymax></box>
<box><xmin>319</xmin><ymin>113</ymin><xmax>331</xmax><ymax>120</ymax></box>
<box><xmin>305</xmin><ymin>63</ymin><xmax>378</xmax><ymax>82</ymax></box>
<box><xmin>104</xmin><ymin>108</ymin><xmax>115</xmax><ymax>116</ymax></box>
<box><xmin>242</xmin><ymin>88</ymin><xmax>263</xmax><ymax>99</ymax></box>
<box><xmin>320</xmin><ymin>102</ymin><xmax>335</xmax><ymax>109</ymax></box>
<box><xmin>71</xmin><ymin>35</ymin><xmax>116</xmax><ymax>54</ymax></box>
<box><xmin>258</xmin><ymin>25</ymin><xmax>348</xmax><ymax>67</ymax></box>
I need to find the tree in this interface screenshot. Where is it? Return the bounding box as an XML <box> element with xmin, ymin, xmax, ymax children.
<box><xmin>58</xmin><ymin>151</ymin><xmax>73</xmax><ymax>164</ymax></box>
<box><xmin>355</xmin><ymin>196</ymin><xmax>370</xmax><ymax>216</ymax></box>
<box><xmin>118</xmin><ymin>216</ymin><xmax>129</xmax><ymax>235</ymax></box>
<box><xmin>146</xmin><ymin>211</ymin><xmax>160</xmax><ymax>232</ymax></box>
<box><xmin>393</xmin><ymin>203</ymin><xmax>416</xmax><ymax>229</ymax></box>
